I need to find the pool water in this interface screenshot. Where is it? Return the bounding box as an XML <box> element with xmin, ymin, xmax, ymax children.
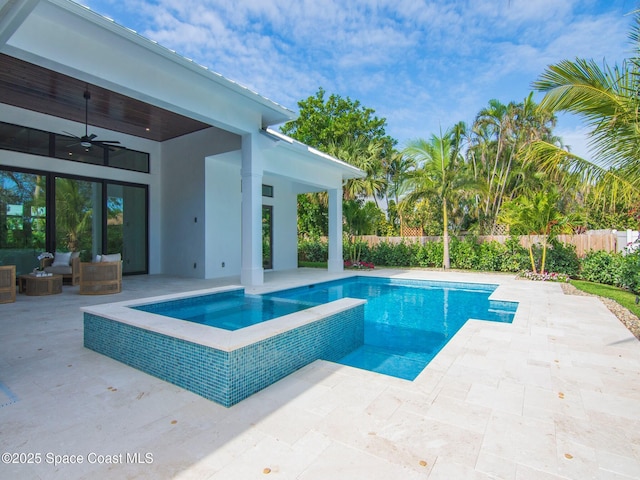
<box><xmin>264</xmin><ymin>277</ymin><xmax>517</xmax><ymax>380</ymax></box>
<box><xmin>133</xmin><ymin>290</ymin><xmax>316</xmax><ymax>331</ymax></box>
<box><xmin>134</xmin><ymin>277</ymin><xmax>517</xmax><ymax>381</ymax></box>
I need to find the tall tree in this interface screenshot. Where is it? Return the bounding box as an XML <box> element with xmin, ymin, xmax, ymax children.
<box><xmin>282</xmin><ymin>88</ymin><xmax>396</xmax><ymax>239</ymax></box>
<box><xmin>469</xmin><ymin>95</ymin><xmax>558</xmax><ymax>233</ymax></box>
<box><xmin>280</xmin><ymin>87</ymin><xmax>396</xmax><ymax>154</ymax></box>
<box><xmin>403</xmin><ymin>128</ymin><xmax>476</xmax><ymax>269</ymax></box>
<box><xmin>325</xmin><ymin>137</ymin><xmax>386</xmax><ymax>202</ymax></box>
<box><xmin>384</xmin><ymin>151</ymin><xmax>416</xmax><ymax>232</ymax></box>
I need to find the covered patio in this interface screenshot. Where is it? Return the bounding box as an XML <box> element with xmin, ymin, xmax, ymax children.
<box><xmin>0</xmin><ymin>0</ymin><xmax>363</xmax><ymax>286</ymax></box>
<box><xmin>1</xmin><ymin>269</ymin><xmax>639</xmax><ymax>479</ymax></box>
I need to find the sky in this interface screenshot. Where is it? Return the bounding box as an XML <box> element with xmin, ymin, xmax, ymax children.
<box><xmin>82</xmin><ymin>0</ymin><xmax>636</xmax><ymax>159</ymax></box>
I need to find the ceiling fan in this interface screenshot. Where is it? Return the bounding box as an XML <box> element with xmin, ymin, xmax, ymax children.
<box><xmin>65</xmin><ymin>89</ymin><xmax>121</xmax><ymax>150</ymax></box>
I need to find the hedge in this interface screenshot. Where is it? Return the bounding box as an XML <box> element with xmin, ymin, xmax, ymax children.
<box><xmin>299</xmin><ymin>235</ymin><xmax>640</xmax><ymax>288</ymax></box>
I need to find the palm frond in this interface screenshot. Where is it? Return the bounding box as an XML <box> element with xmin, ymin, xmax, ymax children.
<box><xmin>525</xmin><ymin>140</ymin><xmax>640</xmax><ymax>196</ymax></box>
<box><xmin>533</xmin><ymin>55</ymin><xmax>640</xmax><ymax>175</ymax></box>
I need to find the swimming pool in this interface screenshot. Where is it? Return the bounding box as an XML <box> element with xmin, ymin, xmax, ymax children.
<box><xmin>131</xmin><ymin>277</ymin><xmax>517</xmax><ymax>380</ymax></box>
<box><xmin>82</xmin><ymin>276</ymin><xmax>518</xmax><ymax>406</ymax></box>
<box><xmin>263</xmin><ymin>277</ymin><xmax>517</xmax><ymax>380</ymax></box>
<box><xmin>83</xmin><ymin>286</ymin><xmax>366</xmax><ymax>407</ymax></box>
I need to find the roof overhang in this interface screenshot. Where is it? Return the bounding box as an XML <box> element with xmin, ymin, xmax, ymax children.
<box><xmin>0</xmin><ymin>0</ymin><xmax>296</xmax><ymax>140</ymax></box>
<box><xmin>262</xmin><ymin>128</ymin><xmax>366</xmax><ymax>182</ymax></box>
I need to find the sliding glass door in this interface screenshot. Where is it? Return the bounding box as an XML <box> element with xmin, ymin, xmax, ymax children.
<box><xmin>0</xmin><ymin>171</ymin><xmax>46</xmax><ymax>274</ymax></box>
<box><xmin>55</xmin><ymin>177</ymin><xmax>102</xmax><ymax>260</ymax></box>
<box><xmin>106</xmin><ymin>183</ymin><xmax>147</xmax><ymax>274</ymax></box>
<box><xmin>1</xmin><ymin>167</ymin><xmax>147</xmax><ymax>275</ymax></box>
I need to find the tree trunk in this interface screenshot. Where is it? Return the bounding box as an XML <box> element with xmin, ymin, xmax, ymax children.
<box><xmin>528</xmin><ymin>245</ymin><xmax>537</xmax><ymax>274</ymax></box>
<box><xmin>540</xmin><ymin>235</ymin><xmax>548</xmax><ymax>274</ymax></box>
<box><xmin>442</xmin><ymin>198</ymin><xmax>450</xmax><ymax>269</ymax></box>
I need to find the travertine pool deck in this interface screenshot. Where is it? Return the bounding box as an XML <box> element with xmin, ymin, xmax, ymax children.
<box><xmin>1</xmin><ymin>268</ymin><xmax>639</xmax><ymax>479</ymax></box>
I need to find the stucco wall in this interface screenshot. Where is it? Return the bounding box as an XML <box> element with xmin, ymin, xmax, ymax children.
<box><xmin>263</xmin><ymin>174</ymin><xmax>298</xmax><ymax>271</ymax></box>
<box><xmin>206</xmin><ymin>154</ymin><xmax>242</xmax><ymax>278</ymax></box>
<box><xmin>160</xmin><ymin>127</ymin><xmax>240</xmax><ymax>278</ymax></box>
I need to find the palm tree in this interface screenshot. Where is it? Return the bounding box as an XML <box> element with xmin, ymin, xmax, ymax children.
<box><xmin>403</xmin><ymin>128</ymin><xmax>475</xmax><ymax>269</ymax></box>
<box><xmin>342</xmin><ymin>199</ymin><xmax>377</xmax><ymax>263</ymax></box>
<box><xmin>473</xmin><ymin>99</ymin><xmax>510</xmax><ymax>232</ymax></box>
<box><xmin>470</xmin><ymin>95</ymin><xmax>558</xmax><ymax>233</ymax></box>
<box><xmin>529</xmin><ymin>12</ymin><xmax>640</xmax><ymax>196</ymax></box>
<box><xmin>384</xmin><ymin>150</ymin><xmax>416</xmax><ymax>232</ymax></box>
<box><xmin>326</xmin><ymin>137</ymin><xmax>386</xmax><ymax>202</ymax></box>
<box><xmin>498</xmin><ymin>189</ymin><xmax>566</xmax><ymax>273</ymax></box>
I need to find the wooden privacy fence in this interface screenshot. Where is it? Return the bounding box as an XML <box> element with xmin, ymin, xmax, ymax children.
<box><xmin>356</xmin><ymin>231</ymin><xmax>619</xmax><ymax>258</ymax></box>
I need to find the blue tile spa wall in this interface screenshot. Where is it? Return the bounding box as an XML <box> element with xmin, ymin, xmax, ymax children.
<box><xmin>84</xmin><ymin>304</ymin><xmax>364</xmax><ymax>407</ymax></box>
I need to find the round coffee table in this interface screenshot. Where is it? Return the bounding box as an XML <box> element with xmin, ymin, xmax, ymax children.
<box><xmin>18</xmin><ymin>274</ymin><xmax>63</xmax><ymax>296</ymax></box>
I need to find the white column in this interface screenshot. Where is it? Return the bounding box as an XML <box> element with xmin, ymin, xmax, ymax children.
<box><xmin>327</xmin><ymin>188</ymin><xmax>343</xmax><ymax>273</ymax></box>
<box><xmin>240</xmin><ymin>133</ymin><xmax>264</xmax><ymax>286</ymax></box>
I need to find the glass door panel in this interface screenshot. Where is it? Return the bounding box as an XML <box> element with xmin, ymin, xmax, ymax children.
<box><xmin>55</xmin><ymin>177</ymin><xmax>101</xmax><ymax>261</ymax></box>
<box><xmin>107</xmin><ymin>183</ymin><xmax>147</xmax><ymax>274</ymax></box>
<box><xmin>262</xmin><ymin>205</ymin><xmax>273</xmax><ymax>270</ymax></box>
<box><xmin>0</xmin><ymin>170</ymin><xmax>46</xmax><ymax>275</ymax></box>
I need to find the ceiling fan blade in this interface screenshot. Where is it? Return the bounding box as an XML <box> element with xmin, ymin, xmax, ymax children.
<box><xmin>66</xmin><ymin>89</ymin><xmax>126</xmax><ymax>150</ymax></box>
<box><xmin>62</xmin><ymin>131</ymin><xmax>81</xmax><ymax>140</ymax></box>
<box><xmin>92</xmin><ymin>141</ymin><xmax>119</xmax><ymax>152</ymax></box>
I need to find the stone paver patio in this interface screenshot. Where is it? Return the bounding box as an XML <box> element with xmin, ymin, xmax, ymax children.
<box><xmin>1</xmin><ymin>268</ymin><xmax>639</xmax><ymax>479</ymax></box>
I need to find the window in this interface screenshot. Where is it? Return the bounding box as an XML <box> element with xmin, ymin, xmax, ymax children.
<box><xmin>55</xmin><ymin>133</ymin><xmax>106</xmax><ymax>165</ymax></box>
<box><xmin>0</xmin><ymin>121</ymin><xmax>150</xmax><ymax>173</ymax></box>
<box><xmin>262</xmin><ymin>205</ymin><xmax>273</xmax><ymax>269</ymax></box>
<box><xmin>262</xmin><ymin>184</ymin><xmax>273</xmax><ymax>197</ymax></box>
<box><xmin>0</xmin><ymin>122</ymin><xmax>49</xmax><ymax>156</ymax></box>
<box><xmin>0</xmin><ymin>170</ymin><xmax>47</xmax><ymax>275</ymax></box>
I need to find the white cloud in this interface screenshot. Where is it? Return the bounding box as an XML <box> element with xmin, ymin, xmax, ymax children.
<box><xmin>85</xmin><ymin>0</ymin><xmax>632</xmax><ymax>145</ymax></box>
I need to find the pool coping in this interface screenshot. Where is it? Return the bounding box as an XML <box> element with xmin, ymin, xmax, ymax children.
<box><xmin>80</xmin><ymin>285</ymin><xmax>367</xmax><ymax>352</ymax></box>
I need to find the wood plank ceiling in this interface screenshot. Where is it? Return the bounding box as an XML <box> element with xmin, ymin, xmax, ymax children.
<box><xmin>0</xmin><ymin>53</ymin><xmax>211</xmax><ymax>142</ymax></box>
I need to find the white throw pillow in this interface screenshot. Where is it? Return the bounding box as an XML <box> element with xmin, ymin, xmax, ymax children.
<box><xmin>52</xmin><ymin>251</ymin><xmax>72</xmax><ymax>267</ymax></box>
<box><xmin>101</xmin><ymin>253</ymin><xmax>121</xmax><ymax>262</ymax></box>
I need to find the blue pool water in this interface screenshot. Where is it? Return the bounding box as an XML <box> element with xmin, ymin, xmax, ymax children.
<box><xmin>133</xmin><ymin>290</ymin><xmax>316</xmax><ymax>331</ymax></box>
<box><xmin>134</xmin><ymin>277</ymin><xmax>517</xmax><ymax>380</ymax></box>
<box><xmin>264</xmin><ymin>277</ymin><xmax>517</xmax><ymax>380</ymax></box>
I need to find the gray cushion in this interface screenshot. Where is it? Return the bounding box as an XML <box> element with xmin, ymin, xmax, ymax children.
<box><xmin>44</xmin><ymin>265</ymin><xmax>72</xmax><ymax>275</ymax></box>
<box><xmin>101</xmin><ymin>253</ymin><xmax>121</xmax><ymax>262</ymax></box>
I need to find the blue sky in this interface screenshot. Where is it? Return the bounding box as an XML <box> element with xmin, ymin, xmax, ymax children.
<box><xmin>83</xmin><ymin>0</ymin><xmax>635</xmax><ymax>158</ymax></box>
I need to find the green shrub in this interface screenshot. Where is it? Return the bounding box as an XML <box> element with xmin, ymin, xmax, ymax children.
<box><xmin>298</xmin><ymin>237</ymin><xmax>328</xmax><ymax>262</ymax></box>
<box><xmin>296</xmin><ymin>235</ymin><xmax>623</xmax><ymax>290</ymax></box>
<box><xmin>416</xmin><ymin>241</ymin><xmax>443</xmax><ymax>267</ymax></box>
<box><xmin>494</xmin><ymin>236</ymin><xmax>527</xmax><ymax>272</ymax></box>
<box><xmin>615</xmin><ymin>250</ymin><xmax>640</xmax><ymax>293</ymax></box>
<box><xmin>388</xmin><ymin>241</ymin><xmax>413</xmax><ymax>266</ymax></box>
<box><xmin>580</xmin><ymin>250</ymin><xmax>621</xmax><ymax>285</ymax></box>
<box><xmin>368</xmin><ymin>241</ymin><xmax>393</xmax><ymax>266</ymax></box>
<box><xmin>545</xmin><ymin>240</ymin><xmax>580</xmax><ymax>277</ymax></box>
<box><xmin>449</xmin><ymin>236</ymin><xmax>477</xmax><ymax>270</ymax></box>
<box><xmin>343</xmin><ymin>237</ymin><xmax>371</xmax><ymax>263</ymax></box>
<box><xmin>476</xmin><ymin>240</ymin><xmax>505</xmax><ymax>271</ymax></box>
<box><xmin>579</xmin><ymin>249</ymin><xmax>640</xmax><ymax>293</ymax></box>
